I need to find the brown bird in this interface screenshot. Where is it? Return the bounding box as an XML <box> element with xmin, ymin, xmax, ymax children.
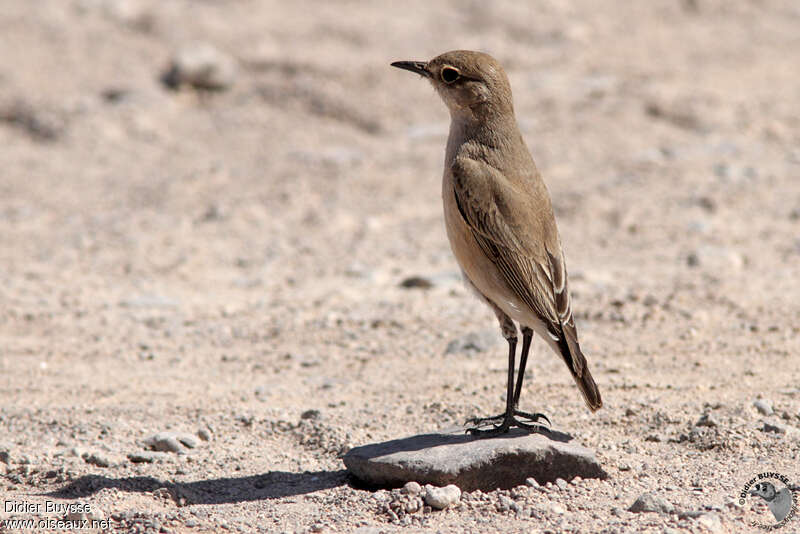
<box><xmin>391</xmin><ymin>50</ymin><xmax>602</xmax><ymax>435</ymax></box>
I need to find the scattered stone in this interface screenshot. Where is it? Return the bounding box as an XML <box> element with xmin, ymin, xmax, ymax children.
<box><xmin>555</xmin><ymin>478</ymin><xmax>568</xmax><ymax>490</ymax></box>
<box><xmin>301</xmin><ymin>409</ymin><xmax>321</xmax><ymax>420</ymax></box>
<box><xmin>549</xmin><ymin>502</ymin><xmax>567</xmax><ymax>515</ymax></box>
<box><xmin>0</xmin><ymin>446</ymin><xmax>11</xmax><ymax>464</ymax></box>
<box><xmin>424</xmin><ymin>484</ymin><xmax>461</xmax><ymax>510</ymax></box>
<box><xmin>144</xmin><ymin>431</ymin><xmax>199</xmax><ymax>453</ymax></box>
<box><xmin>696</xmin><ymin>196</ymin><xmax>717</xmax><ymax>213</ymax></box>
<box><xmin>628</xmin><ymin>493</ymin><xmax>675</xmax><ymax>514</ymax></box>
<box><xmin>444</xmin><ymin>330</ymin><xmax>499</xmax><ymax>355</ymax></box>
<box><xmin>162</xmin><ymin>42</ymin><xmax>237</xmax><ymax>90</ymax></box>
<box><xmin>695</xmin><ymin>413</ymin><xmax>719</xmax><ymax>427</ymax></box>
<box><xmin>525</xmin><ymin>477</ymin><xmax>540</xmax><ymax>488</ymax></box>
<box><xmin>753</xmin><ymin>399</ymin><xmax>774</xmax><ymax>416</ymax></box>
<box><xmin>372</xmin><ymin>491</ymin><xmax>390</xmax><ymax>503</ymax></box>
<box><xmin>678</xmin><ymin>510</ymin><xmax>705</xmax><ymax>519</ymax></box>
<box><xmin>402</xmin><ymin>481</ymin><xmax>422</xmax><ymax>495</ymax></box>
<box><xmin>343</xmin><ymin>427</ymin><xmax>607</xmax><ymax>491</ymax></box>
<box><xmin>197</xmin><ymin>428</ymin><xmax>212</xmax><ymax>441</ymax></box>
<box><xmin>762</xmin><ymin>421</ymin><xmax>798</xmax><ymax>435</ymax></box>
<box><xmin>128</xmin><ymin>451</ymin><xmax>171</xmax><ymax>463</ymax></box>
<box><xmin>83</xmin><ymin>451</ymin><xmax>114</xmax><ymax>468</ymax></box>
<box><xmin>145</xmin><ymin>434</ymin><xmax>184</xmax><ymax>453</ymax></box>
<box><xmin>398</xmin><ymin>276</ymin><xmax>433</xmax><ymax>289</ymax></box>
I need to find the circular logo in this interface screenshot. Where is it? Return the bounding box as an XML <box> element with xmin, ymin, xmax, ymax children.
<box><xmin>739</xmin><ymin>472</ymin><xmax>798</xmax><ymax>530</ymax></box>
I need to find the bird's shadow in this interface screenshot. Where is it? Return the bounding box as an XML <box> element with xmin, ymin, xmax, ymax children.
<box><xmin>48</xmin><ymin>469</ymin><xmax>349</xmax><ymax>505</ymax></box>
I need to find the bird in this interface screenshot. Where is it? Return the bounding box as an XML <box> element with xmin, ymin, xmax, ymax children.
<box><xmin>391</xmin><ymin>50</ymin><xmax>602</xmax><ymax>435</ymax></box>
<box><xmin>749</xmin><ymin>482</ymin><xmax>794</xmax><ymax>522</ymax></box>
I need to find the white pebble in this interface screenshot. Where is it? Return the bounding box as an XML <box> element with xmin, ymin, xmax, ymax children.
<box><xmin>424</xmin><ymin>484</ymin><xmax>461</xmax><ymax>510</ymax></box>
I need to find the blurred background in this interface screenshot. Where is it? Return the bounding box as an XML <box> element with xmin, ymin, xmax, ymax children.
<box><xmin>0</xmin><ymin>0</ymin><xmax>799</xmax><ymax>531</ymax></box>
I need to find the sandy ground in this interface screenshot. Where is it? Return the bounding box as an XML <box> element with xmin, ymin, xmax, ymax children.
<box><xmin>1</xmin><ymin>1</ymin><xmax>800</xmax><ymax>532</ymax></box>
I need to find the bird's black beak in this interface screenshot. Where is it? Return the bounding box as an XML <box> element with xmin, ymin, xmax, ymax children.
<box><xmin>390</xmin><ymin>61</ymin><xmax>430</xmax><ymax>78</ymax></box>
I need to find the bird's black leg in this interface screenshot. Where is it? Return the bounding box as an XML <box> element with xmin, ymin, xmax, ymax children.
<box><xmin>465</xmin><ymin>333</ymin><xmax>516</xmax><ymax>434</ymax></box>
<box><xmin>502</xmin><ymin>333</ymin><xmax>517</xmax><ymax>424</ymax></box>
<box><xmin>512</xmin><ymin>327</ymin><xmax>532</xmax><ymax>407</ymax></box>
<box><xmin>466</xmin><ymin>321</ymin><xmax>550</xmax><ymax>435</ymax></box>
<box><xmin>512</xmin><ymin>327</ymin><xmax>551</xmax><ymax>427</ymax></box>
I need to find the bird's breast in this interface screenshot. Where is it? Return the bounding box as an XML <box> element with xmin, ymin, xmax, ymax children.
<box><xmin>441</xmin><ymin>169</ymin><xmax>526</xmax><ymax>321</ymax></box>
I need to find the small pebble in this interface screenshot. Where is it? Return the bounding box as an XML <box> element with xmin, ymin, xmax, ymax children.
<box><xmin>162</xmin><ymin>42</ymin><xmax>237</xmax><ymax>90</ymax></box>
<box><xmin>144</xmin><ymin>432</ymin><xmax>199</xmax><ymax>453</ymax></box>
<box><xmin>628</xmin><ymin>493</ymin><xmax>675</xmax><ymax>514</ymax></box>
<box><xmin>424</xmin><ymin>484</ymin><xmax>461</xmax><ymax>510</ymax></box>
<box><xmin>753</xmin><ymin>399</ymin><xmax>773</xmax><ymax>416</ymax></box>
<box><xmin>128</xmin><ymin>451</ymin><xmax>170</xmax><ymax>463</ymax></box>
<box><xmin>83</xmin><ymin>452</ymin><xmax>113</xmax><ymax>468</ymax></box>
<box><xmin>555</xmin><ymin>478</ymin><xmax>568</xmax><ymax>490</ymax></box>
<box><xmin>399</xmin><ymin>276</ymin><xmax>433</xmax><ymax>289</ymax></box>
<box><xmin>762</xmin><ymin>421</ymin><xmax>798</xmax><ymax>435</ymax></box>
<box><xmin>402</xmin><ymin>481</ymin><xmax>422</xmax><ymax>495</ymax></box>
<box><xmin>695</xmin><ymin>413</ymin><xmax>718</xmax><ymax>427</ymax></box>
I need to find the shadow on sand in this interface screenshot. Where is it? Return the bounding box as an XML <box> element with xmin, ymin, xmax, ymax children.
<box><xmin>49</xmin><ymin>469</ymin><xmax>349</xmax><ymax>504</ymax></box>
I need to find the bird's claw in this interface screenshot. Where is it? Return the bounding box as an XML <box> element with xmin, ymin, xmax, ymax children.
<box><xmin>464</xmin><ymin>410</ymin><xmax>551</xmax><ymax>436</ymax></box>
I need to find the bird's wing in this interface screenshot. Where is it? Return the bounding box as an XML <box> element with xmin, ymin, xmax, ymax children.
<box><xmin>451</xmin><ymin>156</ymin><xmax>583</xmax><ymax>374</ymax></box>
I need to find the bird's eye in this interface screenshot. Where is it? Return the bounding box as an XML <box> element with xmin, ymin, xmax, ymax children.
<box><xmin>441</xmin><ymin>67</ymin><xmax>460</xmax><ymax>84</ymax></box>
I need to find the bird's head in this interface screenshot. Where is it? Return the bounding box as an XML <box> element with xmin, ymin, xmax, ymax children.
<box><xmin>750</xmin><ymin>482</ymin><xmax>777</xmax><ymax>501</ymax></box>
<box><xmin>391</xmin><ymin>50</ymin><xmax>514</xmax><ymax>121</ymax></box>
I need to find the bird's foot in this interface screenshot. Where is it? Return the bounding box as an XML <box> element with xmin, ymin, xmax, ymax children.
<box><xmin>464</xmin><ymin>410</ymin><xmax>551</xmax><ymax>436</ymax></box>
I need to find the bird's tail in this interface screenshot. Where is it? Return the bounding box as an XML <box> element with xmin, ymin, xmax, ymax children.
<box><xmin>558</xmin><ymin>332</ymin><xmax>603</xmax><ymax>412</ymax></box>
<box><xmin>574</xmin><ymin>361</ymin><xmax>603</xmax><ymax>412</ymax></box>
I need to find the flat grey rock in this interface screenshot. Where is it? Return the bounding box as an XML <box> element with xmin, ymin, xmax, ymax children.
<box><xmin>343</xmin><ymin>427</ymin><xmax>607</xmax><ymax>491</ymax></box>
